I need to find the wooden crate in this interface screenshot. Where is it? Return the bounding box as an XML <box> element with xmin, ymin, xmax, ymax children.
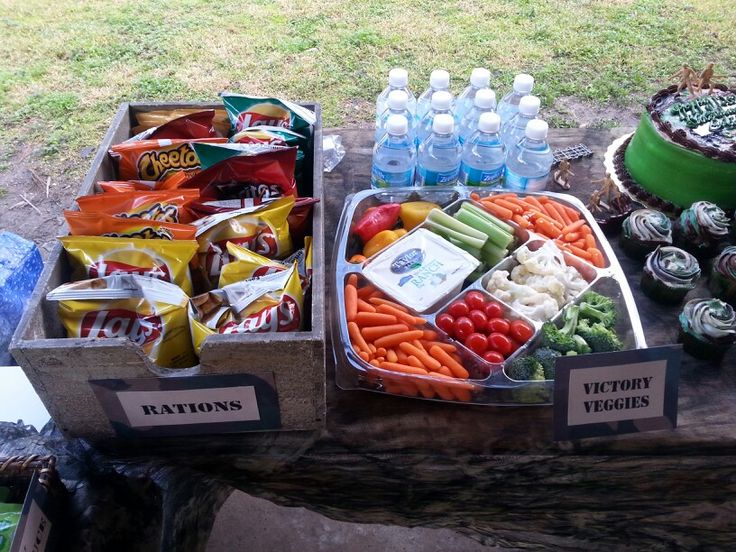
<box><xmin>10</xmin><ymin>102</ymin><xmax>325</xmax><ymax>439</ymax></box>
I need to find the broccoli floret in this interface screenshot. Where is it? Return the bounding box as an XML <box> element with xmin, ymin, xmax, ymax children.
<box><xmin>540</xmin><ymin>305</ymin><xmax>581</xmax><ymax>353</ymax></box>
<box><xmin>506</xmin><ymin>356</ymin><xmax>544</xmax><ymax>381</ymax></box>
<box><xmin>578</xmin><ymin>292</ymin><xmax>617</xmax><ymax>328</ymax></box>
<box><xmin>533</xmin><ymin>347</ymin><xmax>561</xmax><ymax>380</ymax></box>
<box><xmin>575</xmin><ymin>319</ymin><xmax>623</xmax><ymax>353</ymax></box>
<box><xmin>572</xmin><ymin>334</ymin><xmax>592</xmax><ymax>354</ymax></box>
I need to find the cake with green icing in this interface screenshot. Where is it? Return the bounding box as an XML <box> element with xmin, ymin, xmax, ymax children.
<box><xmin>617</xmin><ymin>85</ymin><xmax>736</xmax><ymax>213</ymax></box>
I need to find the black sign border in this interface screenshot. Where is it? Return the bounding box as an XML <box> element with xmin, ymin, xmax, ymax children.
<box><xmin>553</xmin><ymin>345</ymin><xmax>682</xmax><ymax>441</ymax></box>
<box><xmin>90</xmin><ymin>373</ymin><xmax>282</xmax><ymax>438</ymax></box>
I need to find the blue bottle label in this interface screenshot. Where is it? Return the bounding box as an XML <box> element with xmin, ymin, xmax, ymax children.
<box><xmin>371</xmin><ymin>166</ymin><xmax>415</xmax><ymax>188</ymax></box>
<box><xmin>504</xmin><ymin>169</ymin><xmax>549</xmax><ymax>192</ymax></box>
<box><xmin>417</xmin><ymin>167</ymin><xmax>459</xmax><ymax>187</ymax></box>
<box><xmin>460</xmin><ymin>164</ymin><xmax>504</xmax><ymax>187</ymax></box>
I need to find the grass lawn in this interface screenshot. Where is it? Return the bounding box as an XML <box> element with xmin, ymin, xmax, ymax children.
<box><xmin>0</xmin><ymin>0</ymin><xmax>734</xmax><ymax>179</ymax></box>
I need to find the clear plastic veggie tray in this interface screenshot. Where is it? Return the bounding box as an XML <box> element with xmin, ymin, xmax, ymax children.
<box><xmin>331</xmin><ymin>188</ymin><xmax>647</xmax><ymax>405</ymax></box>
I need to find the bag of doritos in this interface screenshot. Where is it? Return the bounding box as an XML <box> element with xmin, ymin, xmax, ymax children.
<box><xmin>182</xmin><ymin>147</ymin><xmax>297</xmax><ymax>200</ymax></box>
<box><xmin>220</xmin><ymin>94</ymin><xmax>315</xmax><ymax>139</ymax></box>
<box><xmin>59</xmin><ymin>235</ymin><xmax>198</xmax><ymax>295</ymax></box>
<box><xmin>133</xmin><ymin>108</ymin><xmax>231</xmax><ymax>138</ymax></box>
<box><xmin>109</xmin><ymin>137</ymin><xmax>226</xmax><ymax>182</ymax></box>
<box><xmin>193</xmin><ymin>196</ymin><xmax>294</xmax><ymax>288</ymax></box>
<box><xmin>189</xmin><ymin>262</ymin><xmax>303</xmax><ymax>354</ymax></box>
<box><xmin>126</xmin><ymin>110</ymin><xmax>219</xmax><ymax>142</ymax></box>
<box><xmin>47</xmin><ymin>274</ymin><xmax>197</xmax><ymax>369</ymax></box>
<box><xmin>64</xmin><ymin>211</ymin><xmax>197</xmax><ymax>240</ymax></box>
<box><xmin>76</xmin><ymin>189</ymin><xmax>199</xmax><ymax>224</ymax></box>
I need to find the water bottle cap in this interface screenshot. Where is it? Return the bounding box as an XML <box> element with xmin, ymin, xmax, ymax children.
<box><xmin>474</xmin><ymin>88</ymin><xmax>497</xmax><ymax>109</ymax></box>
<box><xmin>433</xmin><ymin>114</ymin><xmax>455</xmax><ymax>135</ymax></box>
<box><xmin>387</xmin><ymin>89</ymin><xmax>409</xmax><ymax>110</ymax></box>
<box><xmin>525</xmin><ymin>119</ymin><xmax>548</xmax><ymax>140</ymax></box>
<box><xmin>470</xmin><ymin>68</ymin><xmax>491</xmax><ymax>88</ymax></box>
<box><xmin>430</xmin><ymin>69</ymin><xmax>450</xmax><ymax>89</ymax></box>
<box><xmin>386</xmin><ymin>114</ymin><xmax>409</xmax><ymax>136</ymax></box>
<box><xmin>388</xmin><ymin>68</ymin><xmax>409</xmax><ymax>87</ymax></box>
<box><xmin>518</xmin><ymin>95</ymin><xmax>541</xmax><ymax>116</ymax></box>
<box><xmin>478</xmin><ymin>112</ymin><xmax>501</xmax><ymax>133</ymax></box>
<box><xmin>431</xmin><ymin>90</ymin><xmax>453</xmax><ymax>110</ymax></box>
<box><xmin>513</xmin><ymin>74</ymin><xmax>534</xmax><ymax>94</ymax></box>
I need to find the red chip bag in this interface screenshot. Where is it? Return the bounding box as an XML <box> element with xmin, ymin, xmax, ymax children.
<box><xmin>76</xmin><ymin>189</ymin><xmax>200</xmax><ymax>224</ymax></box>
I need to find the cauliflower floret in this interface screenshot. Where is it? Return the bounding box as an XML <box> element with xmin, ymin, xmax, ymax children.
<box><xmin>517</xmin><ymin>274</ymin><xmax>567</xmax><ymax>305</ymax></box>
<box><xmin>510</xmin><ymin>295</ymin><xmax>560</xmax><ymax>322</ymax></box>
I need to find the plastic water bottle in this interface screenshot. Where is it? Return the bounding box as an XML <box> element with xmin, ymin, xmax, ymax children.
<box><xmin>416</xmin><ymin>114</ymin><xmax>462</xmax><ymax>187</ymax></box>
<box><xmin>416</xmin><ymin>69</ymin><xmax>451</xmax><ymax>121</ymax></box>
<box><xmin>501</xmin><ymin>95</ymin><xmax>541</xmax><ymax>149</ymax></box>
<box><xmin>457</xmin><ymin>88</ymin><xmax>497</xmax><ymax>145</ymax></box>
<box><xmin>375</xmin><ymin>90</ymin><xmax>415</xmax><ymax>144</ymax></box>
<box><xmin>0</xmin><ymin>232</ymin><xmax>43</xmax><ymax>365</ymax></box>
<box><xmin>415</xmin><ymin>90</ymin><xmax>454</xmax><ymax>148</ymax></box>
<box><xmin>455</xmin><ymin>68</ymin><xmax>490</xmax><ymax>123</ymax></box>
<box><xmin>497</xmin><ymin>74</ymin><xmax>534</xmax><ymax>124</ymax></box>
<box><xmin>371</xmin><ymin>114</ymin><xmax>416</xmax><ymax>189</ymax></box>
<box><xmin>460</xmin><ymin>112</ymin><xmax>506</xmax><ymax>187</ymax></box>
<box><xmin>504</xmin><ymin>119</ymin><xmax>554</xmax><ymax>193</ymax></box>
<box><xmin>376</xmin><ymin>68</ymin><xmax>416</xmax><ymax>126</ymax></box>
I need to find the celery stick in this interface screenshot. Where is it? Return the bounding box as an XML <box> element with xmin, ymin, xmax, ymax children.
<box><xmin>424</xmin><ymin>219</ymin><xmax>487</xmax><ymax>250</ymax></box>
<box><xmin>447</xmin><ymin>237</ymin><xmax>482</xmax><ymax>259</ymax></box>
<box><xmin>462</xmin><ymin>202</ymin><xmax>515</xmax><ymax>234</ymax></box>
<box><xmin>482</xmin><ymin>240</ymin><xmax>507</xmax><ymax>260</ymax></box>
<box><xmin>481</xmin><ymin>248</ymin><xmax>506</xmax><ymax>268</ymax></box>
<box><xmin>455</xmin><ymin>209</ymin><xmax>514</xmax><ymax>250</ymax></box>
<box><xmin>426</xmin><ymin>208</ymin><xmax>487</xmax><ymax>241</ymax></box>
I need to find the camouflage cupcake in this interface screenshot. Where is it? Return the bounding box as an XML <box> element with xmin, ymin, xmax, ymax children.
<box><xmin>620</xmin><ymin>209</ymin><xmax>672</xmax><ymax>260</ymax></box>
<box><xmin>709</xmin><ymin>246</ymin><xmax>736</xmax><ymax>307</ymax></box>
<box><xmin>678</xmin><ymin>298</ymin><xmax>736</xmax><ymax>361</ymax></box>
<box><xmin>641</xmin><ymin>246</ymin><xmax>700</xmax><ymax>304</ymax></box>
<box><xmin>674</xmin><ymin>201</ymin><xmax>730</xmax><ymax>258</ymax></box>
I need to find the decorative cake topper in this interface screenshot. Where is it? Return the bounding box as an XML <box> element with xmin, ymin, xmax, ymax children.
<box><xmin>697</xmin><ymin>63</ymin><xmax>726</xmax><ymax>95</ymax></box>
<box><xmin>552</xmin><ymin>159</ymin><xmax>574</xmax><ymax>190</ymax></box>
<box><xmin>591</xmin><ymin>172</ymin><xmax>621</xmax><ymax>205</ymax></box>
<box><xmin>587</xmin><ymin>189</ymin><xmax>605</xmax><ymax>214</ymax></box>
<box><xmin>669</xmin><ymin>64</ymin><xmax>698</xmax><ymax>96</ymax></box>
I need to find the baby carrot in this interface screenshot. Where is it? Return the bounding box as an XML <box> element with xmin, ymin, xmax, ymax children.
<box><xmin>513</xmin><ymin>214</ymin><xmax>530</xmax><ymax>228</ymax></box>
<box><xmin>354</xmin><ymin>312</ymin><xmax>398</xmax><ymax>326</ymax></box>
<box><xmin>406</xmin><ymin>355</ymin><xmax>424</xmax><ymax>369</ymax></box>
<box><xmin>420</xmin><ymin>340</ymin><xmax>456</xmax><ymax>353</ymax></box>
<box><xmin>523</xmin><ymin>195</ymin><xmax>545</xmax><ymax>211</ymax></box>
<box><xmin>429</xmin><ymin>346</ymin><xmax>470</xmax><ymax>379</ymax></box>
<box><xmin>422</xmin><ymin>329</ymin><xmax>438</xmax><ymax>341</ymax></box>
<box><xmin>374</xmin><ymin>330</ymin><xmax>425</xmax><ymax>348</ymax></box>
<box><xmin>580</xmin><ymin>224</ymin><xmax>592</xmax><ymax>235</ymax></box>
<box><xmin>375</xmin><ymin>303</ymin><xmax>424</xmax><ymax>327</ymax></box>
<box><xmin>361</xmin><ymin>324</ymin><xmax>410</xmax><ymax>341</ymax></box>
<box><xmin>584</xmin><ymin>234</ymin><xmax>596</xmax><ymax>249</ymax></box>
<box><xmin>345</xmin><ymin>284</ymin><xmax>358</xmax><ymax>322</ymax></box>
<box><xmin>348</xmin><ymin>322</ymin><xmax>370</xmax><ymax>354</ymax></box>
<box><xmin>375</xmin><ymin>347</ymin><xmax>387</xmax><ymax>357</ymax></box>
<box><xmin>469</xmin><ymin>191</ymin><xmax>482</xmax><ymax>201</ymax></box>
<box><xmin>368</xmin><ymin>297</ymin><xmax>409</xmax><ymax>312</ymax></box>
<box><xmin>368</xmin><ymin>343</ymin><xmax>377</xmax><ymax>354</ymax></box>
<box><xmin>572</xmin><ymin>239</ymin><xmax>587</xmax><ymax>249</ymax></box>
<box><xmin>369</xmin><ymin>359</ymin><xmax>381</xmax><ymax>367</ymax></box>
<box><xmin>566</xmin><ymin>244</ymin><xmax>593</xmax><ymax>260</ymax></box>
<box><xmin>450</xmin><ymin>352</ymin><xmax>463</xmax><ymax>365</ymax></box>
<box><xmin>386</xmin><ymin>348</ymin><xmax>398</xmax><ymax>363</ymax></box>
<box><xmin>349</xmin><ymin>254</ymin><xmax>367</xmax><ymax>263</ymax></box>
<box><xmin>560</xmin><ymin>219</ymin><xmax>586</xmax><ymax>235</ymax></box>
<box><xmin>549</xmin><ymin>201</ymin><xmax>572</xmax><ymax>226</ymax></box>
<box><xmin>367</xmin><ymin>289</ymin><xmax>385</xmax><ymax>300</ymax></box>
<box><xmin>347</xmin><ymin>274</ymin><xmax>358</xmax><ymax>287</ymax></box>
<box><xmin>396</xmin><ymin>348</ymin><xmax>409</xmax><ymax>363</ymax></box>
<box><xmin>356</xmin><ymin>285</ymin><xmax>376</xmax><ymax>299</ymax></box>
<box><xmin>588</xmin><ymin>248</ymin><xmax>605</xmax><ymax>268</ymax></box>
<box><xmin>481</xmin><ymin>201</ymin><xmax>513</xmax><ymax>220</ymax></box>
<box><xmin>429</xmin><ymin>381</ymin><xmax>455</xmax><ymax>401</ymax></box>
<box><xmin>359</xmin><ymin>351</ymin><xmax>370</xmax><ymax>362</ymax></box>
<box><xmin>543</xmin><ymin>202</ymin><xmax>563</xmax><ymax>224</ymax></box>
<box><xmin>494</xmin><ymin>198</ymin><xmax>523</xmax><ymax>214</ymax></box>
<box><xmin>563</xmin><ymin>232</ymin><xmax>580</xmax><ymax>242</ymax></box>
<box><xmin>536</xmin><ymin>219</ymin><xmax>562</xmax><ymax>239</ymax></box>
<box><xmin>562</xmin><ymin>204</ymin><xmax>581</xmax><ymax>221</ymax></box>
<box><xmin>398</xmin><ymin>342</ymin><xmax>442</xmax><ymax>371</ymax></box>
<box><xmin>437</xmin><ymin>366</ymin><xmax>453</xmax><ymax>376</ymax></box>
<box><xmin>357</xmin><ymin>298</ymin><xmax>377</xmax><ymax>313</ymax></box>
<box><xmin>378</xmin><ymin>361</ymin><xmax>429</xmax><ymax>375</ymax></box>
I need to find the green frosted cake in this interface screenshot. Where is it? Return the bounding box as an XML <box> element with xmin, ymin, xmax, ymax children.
<box><xmin>617</xmin><ymin>85</ymin><xmax>736</xmax><ymax>212</ymax></box>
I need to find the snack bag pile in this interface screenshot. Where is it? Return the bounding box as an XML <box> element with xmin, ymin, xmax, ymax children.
<box><xmin>48</xmin><ymin>97</ymin><xmax>318</xmax><ymax>369</ymax></box>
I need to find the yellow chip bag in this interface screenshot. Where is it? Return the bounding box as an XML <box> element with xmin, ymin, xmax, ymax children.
<box><xmin>189</xmin><ymin>262</ymin><xmax>303</xmax><ymax>354</ymax></box>
<box><xmin>59</xmin><ymin>236</ymin><xmax>197</xmax><ymax>296</ymax></box>
<box><xmin>193</xmin><ymin>196</ymin><xmax>293</xmax><ymax>288</ymax></box>
<box><xmin>219</xmin><ymin>239</ymin><xmax>312</xmax><ymax>289</ymax></box>
<box><xmin>46</xmin><ymin>275</ymin><xmax>197</xmax><ymax>369</ymax></box>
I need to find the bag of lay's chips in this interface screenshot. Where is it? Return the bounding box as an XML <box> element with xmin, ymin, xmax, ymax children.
<box><xmin>220</xmin><ymin>94</ymin><xmax>316</xmax><ymax>139</ymax></box>
<box><xmin>126</xmin><ymin>110</ymin><xmax>219</xmax><ymax>142</ymax></box>
<box><xmin>59</xmin><ymin>236</ymin><xmax>198</xmax><ymax>296</ymax></box>
<box><xmin>76</xmin><ymin>189</ymin><xmax>200</xmax><ymax>224</ymax></box>
<box><xmin>109</xmin><ymin>137</ymin><xmax>226</xmax><ymax>182</ymax></box>
<box><xmin>189</xmin><ymin>262</ymin><xmax>303</xmax><ymax>354</ymax></box>
<box><xmin>47</xmin><ymin>274</ymin><xmax>197</xmax><ymax>369</ymax></box>
<box><xmin>134</xmin><ymin>108</ymin><xmax>231</xmax><ymax>137</ymax></box>
<box><xmin>64</xmin><ymin>211</ymin><xmax>197</xmax><ymax>240</ymax></box>
<box><xmin>193</xmin><ymin>196</ymin><xmax>294</xmax><ymax>288</ymax></box>
<box><xmin>182</xmin><ymin>147</ymin><xmax>297</xmax><ymax>200</ymax></box>
<box><xmin>219</xmin><ymin>239</ymin><xmax>312</xmax><ymax>290</ymax></box>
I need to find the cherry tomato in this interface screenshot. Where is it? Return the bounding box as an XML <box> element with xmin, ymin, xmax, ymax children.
<box><xmin>483</xmin><ymin>350</ymin><xmax>505</xmax><ymax>364</ymax></box>
<box><xmin>483</xmin><ymin>301</ymin><xmax>504</xmax><ymax>319</ymax></box>
<box><xmin>464</xmin><ymin>332</ymin><xmax>488</xmax><ymax>355</ymax></box>
<box><xmin>454</xmin><ymin>316</ymin><xmax>475</xmax><ymax>342</ymax></box>
<box><xmin>447</xmin><ymin>300</ymin><xmax>470</xmax><ymax>318</ymax></box>
<box><xmin>509</xmin><ymin>320</ymin><xmax>534</xmax><ymax>343</ymax></box>
<box><xmin>464</xmin><ymin>291</ymin><xmax>486</xmax><ymax>311</ymax></box>
<box><xmin>468</xmin><ymin>309</ymin><xmax>488</xmax><ymax>331</ymax></box>
<box><xmin>486</xmin><ymin>317</ymin><xmax>510</xmax><ymax>335</ymax></box>
<box><xmin>436</xmin><ymin>313</ymin><xmax>455</xmax><ymax>337</ymax></box>
<box><xmin>488</xmin><ymin>332</ymin><xmax>513</xmax><ymax>357</ymax></box>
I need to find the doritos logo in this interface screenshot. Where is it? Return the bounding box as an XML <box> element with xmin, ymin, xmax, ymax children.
<box><xmin>220</xmin><ymin>294</ymin><xmax>301</xmax><ymax>334</ymax></box>
<box><xmin>137</xmin><ymin>143</ymin><xmax>199</xmax><ymax>181</ymax></box>
<box><xmin>81</xmin><ymin>309</ymin><xmax>163</xmax><ymax>346</ymax></box>
<box><xmin>89</xmin><ymin>259</ymin><xmax>172</xmax><ymax>281</ymax></box>
<box><xmin>236</xmin><ymin>103</ymin><xmax>290</xmax><ymax>130</ymax></box>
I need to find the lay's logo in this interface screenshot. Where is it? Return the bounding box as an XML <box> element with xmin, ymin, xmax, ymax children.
<box><xmin>81</xmin><ymin>309</ymin><xmax>162</xmax><ymax>346</ymax></box>
<box><xmin>236</xmin><ymin>103</ymin><xmax>291</xmax><ymax>130</ymax></box>
<box><xmin>89</xmin><ymin>259</ymin><xmax>172</xmax><ymax>282</ymax></box>
<box><xmin>220</xmin><ymin>294</ymin><xmax>301</xmax><ymax>334</ymax></box>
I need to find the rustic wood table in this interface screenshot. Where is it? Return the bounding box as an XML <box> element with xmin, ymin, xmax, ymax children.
<box><xmin>5</xmin><ymin>128</ymin><xmax>736</xmax><ymax>551</ymax></box>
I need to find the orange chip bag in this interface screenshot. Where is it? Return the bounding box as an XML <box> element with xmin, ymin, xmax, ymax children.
<box><xmin>189</xmin><ymin>262</ymin><xmax>303</xmax><ymax>354</ymax></box>
<box><xmin>59</xmin><ymin>235</ymin><xmax>198</xmax><ymax>295</ymax></box>
<box><xmin>193</xmin><ymin>196</ymin><xmax>294</xmax><ymax>288</ymax></box>
<box><xmin>64</xmin><ymin>211</ymin><xmax>197</xmax><ymax>240</ymax></box>
<box><xmin>47</xmin><ymin>274</ymin><xmax>197</xmax><ymax>369</ymax></box>
<box><xmin>109</xmin><ymin>137</ymin><xmax>226</xmax><ymax>182</ymax></box>
<box><xmin>76</xmin><ymin>189</ymin><xmax>199</xmax><ymax>224</ymax></box>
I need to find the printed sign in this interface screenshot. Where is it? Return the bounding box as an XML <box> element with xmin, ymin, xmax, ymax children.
<box><xmin>90</xmin><ymin>373</ymin><xmax>281</xmax><ymax>437</ymax></box>
<box><xmin>11</xmin><ymin>476</ymin><xmax>55</xmax><ymax>552</ymax></box>
<box><xmin>553</xmin><ymin>346</ymin><xmax>681</xmax><ymax>441</ymax></box>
